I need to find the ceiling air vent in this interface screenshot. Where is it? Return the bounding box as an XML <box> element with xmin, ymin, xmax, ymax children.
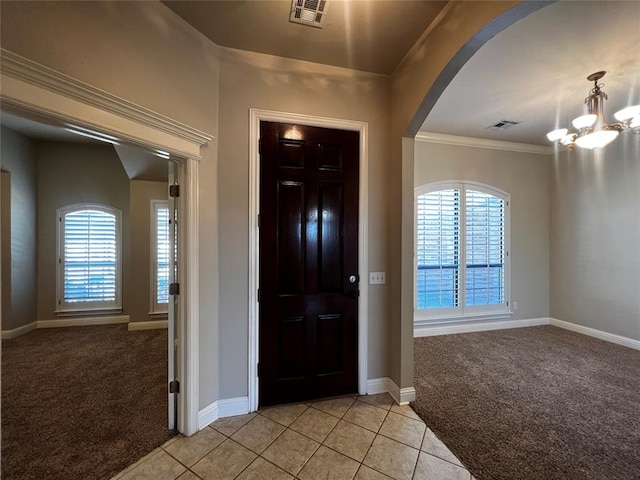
<box><xmin>290</xmin><ymin>0</ymin><xmax>328</xmax><ymax>28</ymax></box>
<box><xmin>486</xmin><ymin>120</ymin><xmax>520</xmax><ymax>131</ymax></box>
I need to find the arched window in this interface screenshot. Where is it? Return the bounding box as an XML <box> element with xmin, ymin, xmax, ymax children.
<box><xmin>56</xmin><ymin>204</ymin><xmax>122</xmax><ymax>313</ymax></box>
<box><xmin>415</xmin><ymin>182</ymin><xmax>510</xmax><ymax>321</ymax></box>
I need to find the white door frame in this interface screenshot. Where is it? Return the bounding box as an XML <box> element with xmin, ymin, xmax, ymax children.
<box><xmin>0</xmin><ymin>49</ymin><xmax>210</xmax><ymax>436</ymax></box>
<box><xmin>248</xmin><ymin>108</ymin><xmax>369</xmax><ymax>411</ymax></box>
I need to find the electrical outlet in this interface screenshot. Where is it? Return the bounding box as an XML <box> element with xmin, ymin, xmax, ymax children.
<box><xmin>370</xmin><ymin>272</ymin><xmax>385</xmax><ymax>284</ymax></box>
<box><xmin>513</xmin><ymin>301</ymin><xmax>518</xmax><ymax>310</ymax></box>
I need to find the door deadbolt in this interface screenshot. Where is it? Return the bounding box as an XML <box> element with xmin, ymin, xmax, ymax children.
<box><xmin>349</xmin><ymin>275</ymin><xmax>358</xmax><ymax>284</ymax></box>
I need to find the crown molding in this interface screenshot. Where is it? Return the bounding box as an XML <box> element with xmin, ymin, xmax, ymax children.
<box><xmin>415</xmin><ymin>131</ymin><xmax>552</xmax><ymax>155</ymax></box>
<box><xmin>0</xmin><ymin>48</ymin><xmax>212</xmax><ymax>147</ymax></box>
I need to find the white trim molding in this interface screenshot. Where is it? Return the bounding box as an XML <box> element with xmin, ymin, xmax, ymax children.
<box><xmin>0</xmin><ymin>49</ymin><xmax>212</xmax><ymax>151</ymax></box>
<box><xmin>415</xmin><ymin>132</ymin><xmax>552</xmax><ymax>155</ymax></box>
<box><xmin>197</xmin><ymin>402</ymin><xmax>219</xmax><ymax>431</ymax></box>
<box><xmin>128</xmin><ymin>320</ymin><xmax>168</xmax><ymax>331</ymax></box>
<box><xmin>248</xmin><ymin>109</ymin><xmax>369</xmax><ymax>412</ymax></box>
<box><xmin>0</xmin><ymin>48</ymin><xmax>203</xmax><ymax>437</ymax></box>
<box><xmin>2</xmin><ymin>315</ymin><xmax>130</xmax><ymax>339</ymax></box>
<box><xmin>365</xmin><ymin>377</ymin><xmax>415</xmax><ymax>405</ymax></box>
<box><xmin>414</xmin><ymin>317</ymin><xmax>550</xmax><ymax>337</ymax></box>
<box><xmin>1</xmin><ymin>322</ymin><xmax>38</xmax><ymax>340</ymax></box>
<box><xmin>198</xmin><ymin>397</ymin><xmax>250</xmax><ymax>430</ymax></box>
<box><xmin>550</xmin><ymin>318</ymin><xmax>640</xmax><ymax>351</ymax></box>
<box><xmin>38</xmin><ymin>315</ymin><xmax>130</xmax><ymax>329</ymax></box>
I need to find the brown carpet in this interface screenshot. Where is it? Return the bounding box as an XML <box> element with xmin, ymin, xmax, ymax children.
<box><xmin>412</xmin><ymin>325</ymin><xmax>640</xmax><ymax>480</ymax></box>
<box><xmin>1</xmin><ymin>324</ymin><xmax>174</xmax><ymax>480</ymax></box>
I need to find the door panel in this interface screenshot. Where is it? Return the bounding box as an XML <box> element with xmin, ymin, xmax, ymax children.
<box><xmin>259</xmin><ymin>121</ymin><xmax>359</xmax><ymax>407</ymax></box>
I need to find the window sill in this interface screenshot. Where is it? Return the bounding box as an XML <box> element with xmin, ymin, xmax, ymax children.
<box><xmin>414</xmin><ymin>311</ymin><xmax>512</xmax><ymax>326</ymax></box>
<box><xmin>148</xmin><ymin>311</ymin><xmax>168</xmax><ymax>319</ymax></box>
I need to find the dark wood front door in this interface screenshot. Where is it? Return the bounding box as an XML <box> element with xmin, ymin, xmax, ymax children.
<box><xmin>259</xmin><ymin>121</ymin><xmax>359</xmax><ymax>407</ymax></box>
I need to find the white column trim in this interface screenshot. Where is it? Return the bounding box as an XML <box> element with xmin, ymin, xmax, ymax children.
<box><xmin>0</xmin><ymin>49</ymin><xmax>205</xmax><ymax>436</ymax></box>
<box><xmin>248</xmin><ymin>109</ymin><xmax>369</xmax><ymax>412</ymax></box>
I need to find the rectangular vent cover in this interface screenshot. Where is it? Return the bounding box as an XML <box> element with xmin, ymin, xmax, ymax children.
<box><xmin>486</xmin><ymin>120</ymin><xmax>520</xmax><ymax>131</ymax></box>
<box><xmin>290</xmin><ymin>0</ymin><xmax>328</xmax><ymax>28</ymax></box>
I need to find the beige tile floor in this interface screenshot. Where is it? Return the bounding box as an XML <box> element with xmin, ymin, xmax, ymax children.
<box><xmin>111</xmin><ymin>393</ymin><xmax>477</xmax><ymax>480</ymax></box>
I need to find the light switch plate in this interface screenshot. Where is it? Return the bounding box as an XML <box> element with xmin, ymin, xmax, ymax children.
<box><xmin>370</xmin><ymin>272</ymin><xmax>385</xmax><ymax>284</ymax></box>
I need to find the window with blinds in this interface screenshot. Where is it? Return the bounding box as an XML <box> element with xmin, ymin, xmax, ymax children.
<box><xmin>57</xmin><ymin>205</ymin><xmax>122</xmax><ymax>312</ymax></box>
<box><xmin>151</xmin><ymin>200</ymin><xmax>170</xmax><ymax>313</ymax></box>
<box><xmin>415</xmin><ymin>182</ymin><xmax>509</xmax><ymax>320</ymax></box>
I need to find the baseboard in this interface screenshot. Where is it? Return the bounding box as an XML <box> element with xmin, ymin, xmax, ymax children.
<box><xmin>550</xmin><ymin>318</ymin><xmax>640</xmax><ymax>351</ymax></box>
<box><xmin>414</xmin><ymin>317</ymin><xmax>550</xmax><ymax>337</ymax></box>
<box><xmin>366</xmin><ymin>377</ymin><xmax>409</xmax><ymax>405</ymax></box>
<box><xmin>128</xmin><ymin>320</ymin><xmax>168</xmax><ymax>331</ymax></box>
<box><xmin>2</xmin><ymin>316</ymin><xmax>130</xmax><ymax>338</ymax></box>
<box><xmin>1</xmin><ymin>321</ymin><xmax>38</xmax><ymax>340</ymax></box>
<box><xmin>219</xmin><ymin>396</ymin><xmax>250</xmax><ymax>418</ymax></box>
<box><xmin>197</xmin><ymin>396</ymin><xmax>250</xmax><ymax>431</ymax></box>
<box><xmin>399</xmin><ymin>387</ymin><xmax>416</xmax><ymax>405</ymax></box>
<box><xmin>38</xmin><ymin>315</ymin><xmax>130</xmax><ymax>329</ymax></box>
<box><xmin>198</xmin><ymin>402</ymin><xmax>219</xmax><ymax>430</ymax></box>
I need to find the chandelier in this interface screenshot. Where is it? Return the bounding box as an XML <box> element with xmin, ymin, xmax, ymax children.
<box><xmin>547</xmin><ymin>71</ymin><xmax>640</xmax><ymax>149</ymax></box>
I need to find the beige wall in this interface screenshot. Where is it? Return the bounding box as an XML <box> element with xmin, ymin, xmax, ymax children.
<box><xmin>1</xmin><ymin>126</ymin><xmax>39</xmax><ymax>331</ymax></box>
<box><xmin>1</xmin><ymin>0</ymin><xmax>221</xmax><ymax>407</ymax></box>
<box><xmin>36</xmin><ymin>142</ymin><xmax>131</xmax><ymax>321</ymax></box>
<box><xmin>1</xmin><ymin>172</ymin><xmax>12</xmax><ymax>330</ymax></box>
<box><xmin>218</xmin><ymin>48</ymin><xmax>392</xmax><ymax>397</ymax></box>
<box><xmin>415</xmin><ymin>141</ymin><xmax>551</xmax><ymax>321</ymax></box>
<box><xmin>129</xmin><ymin>180</ymin><xmax>169</xmax><ymax>324</ymax></box>
<box><xmin>550</xmin><ymin>136</ymin><xmax>640</xmax><ymax>341</ymax></box>
<box><xmin>389</xmin><ymin>1</ymin><xmax>523</xmax><ymax>389</ymax></box>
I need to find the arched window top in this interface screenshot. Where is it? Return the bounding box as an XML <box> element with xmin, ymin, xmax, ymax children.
<box><xmin>414</xmin><ymin>181</ymin><xmax>510</xmax><ymax>321</ymax></box>
<box><xmin>415</xmin><ymin>180</ymin><xmax>508</xmax><ymax>202</ymax></box>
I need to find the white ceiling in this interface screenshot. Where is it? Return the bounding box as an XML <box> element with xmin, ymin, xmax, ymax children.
<box><xmin>421</xmin><ymin>1</ymin><xmax>640</xmax><ymax>145</ymax></box>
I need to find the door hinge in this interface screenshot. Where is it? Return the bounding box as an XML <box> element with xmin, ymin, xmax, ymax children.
<box><xmin>257</xmin><ymin>363</ymin><xmax>260</xmax><ymax>377</ymax></box>
<box><xmin>169</xmin><ymin>185</ymin><xmax>180</xmax><ymax>198</ymax></box>
<box><xmin>169</xmin><ymin>380</ymin><xmax>180</xmax><ymax>394</ymax></box>
<box><xmin>257</xmin><ymin>213</ymin><xmax>260</xmax><ymax>228</ymax></box>
<box><xmin>258</xmin><ymin>138</ymin><xmax>262</xmax><ymax>155</ymax></box>
<box><xmin>169</xmin><ymin>283</ymin><xmax>180</xmax><ymax>295</ymax></box>
<box><xmin>257</xmin><ymin>288</ymin><xmax>260</xmax><ymax>302</ymax></box>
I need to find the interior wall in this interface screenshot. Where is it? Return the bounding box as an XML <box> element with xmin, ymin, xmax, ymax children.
<box><xmin>129</xmin><ymin>180</ymin><xmax>168</xmax><ymax>324</ymax></box>
<box><xmin>36</xmin><ymin>142</ymin><xmax>131</xmax><ymax>321</ymax></box>
<box><xmin>0</xmin><ymin>0</ymin><xmax>221</xmax><ymax>408</ymax></box>
<box><xmin>0</xmin><ymin>126</ymin><xmax>38</xmax><ymax>331</ymax></box>
<box><xmin>389</xmin><ymin>1</ymin><xmax>522</xmax><ymax>390</ymax></box>
<box><xmin>414</xmin><ymin>140</ymin><xmax>551</xmax><ymax>322</ymax></box>
<box><xmin>550</xmin><ymin>136</ymin><xmax>640</xmax><ymax>341</ymax></box>
<box><xmin>1</xmin><ymin>171</ymin><xmax>13</xmax><ymax>330</ymax></box>
<box><xmin>218</xmin><ymin>47</ymin><xmax>391</xmax><ymax>398</ymax></box>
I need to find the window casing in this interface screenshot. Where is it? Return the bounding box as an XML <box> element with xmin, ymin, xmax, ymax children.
<box><xmin>414</xmin><ymin>181</ymin><xmax>510</xmax><ymax>322</ymax></box>
<box><xmin>151</xmin><ymin>200</ymin><xmax>170</xmax><ymax>314</ymax></box>
<box><xmin>56</xmin><ymin>204</ymin><xmax>122</xmax><ymax>314</ymax></box>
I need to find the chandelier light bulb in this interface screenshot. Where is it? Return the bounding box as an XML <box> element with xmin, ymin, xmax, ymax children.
<box><xmin>574</xmin><ymin>129</ymin><xmax>619</xmax><ymax>149</ymax></box>
<box><xmin>630</xmin><ymin>116</ymin><xmax>640</xmax><ymax>129</ymax></box>
<box><xmin>546</xmin><ymin>128</ymin><xmax>568</xmax><ymax>142</ymax></box>
<box><xmin>572</xmin><ymin>114</ymin><xmax>597</xmax><ymax>130</ymax></box>
<box><xmin>614</xmin><ymin>105</ymin><xmax>640</xmax><ymax>122</ymax></box>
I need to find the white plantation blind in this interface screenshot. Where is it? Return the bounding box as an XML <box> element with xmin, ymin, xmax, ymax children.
<box><xmin>155</xmin><ymin>205</ymin><xmax>170</xmax><ymax>305</ymax></box>
<box><xmin>416</xmin><ymin>189</ymin><xmax>460</xmax><ymax>309</ymax></box>
<box><xmin>58</xmin><ymin>205</ymin><xmax>122</xmax><ymax>311</ymax></box>
<box><xmin>415</xmin><ymin>182</ymin><xmax>509</xmax><ymax>319</ymax></box>
<box><xmin>465</xmin><ymin>190</ymin><xmax>505</xmax><ymax>306</ymax></box>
